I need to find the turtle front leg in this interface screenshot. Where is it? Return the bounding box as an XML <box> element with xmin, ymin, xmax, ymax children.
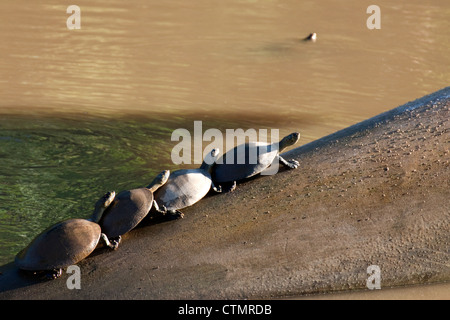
<box><xmin>278</xmin><ymin>155</ymin><xmax>299</xmax><ymax>169</ymax></box>
<box><xmin>101</xmin><ymin>233</ymin><xmax>121</xmax><ymax>250</ymax></box>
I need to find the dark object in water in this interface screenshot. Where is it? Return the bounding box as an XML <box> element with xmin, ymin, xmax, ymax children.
<box><xmin>303</xmin><ymin>33</ymin><xmax>317</xmax><ymax>42</ymax></box>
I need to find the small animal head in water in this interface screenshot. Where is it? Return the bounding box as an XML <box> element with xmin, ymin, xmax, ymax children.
<box><xmin>304</xmin><ymin>33</ymin><xmax>317</xmax><ymax>42</ymax></box>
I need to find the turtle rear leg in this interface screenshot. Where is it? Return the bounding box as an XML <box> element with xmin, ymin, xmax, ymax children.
<box><xmin>101</xmin><ymin>233</ymin><xmax>121</xmax><ymax>250</ymax></box>
<box><xmin>167</xmin><ymin>209</ymin><xmax>184</xmax><ymax>219</ymax></box>
<box><xmin>152</xmin><ymin>201</ymin><xmax>183</xmax><ymax>219</ymax></box>
<box><xmin>218</xmin><ymin>181</ymin><xmax>236</xmax><ymax>193</ymax></box>
<box><xmin>152</xmin><ymin>200</ymin><xmax>167</xmax><ymax>214</ymax></box>
<box><xmin>211</xmin><ymin>181</ymin><xmax>222</xmax><ymax>193</ymax></box>
<box><xmin>278</xmin><ymin>155</ymin><xmax>299</xmax><ymax>169</ymax></box>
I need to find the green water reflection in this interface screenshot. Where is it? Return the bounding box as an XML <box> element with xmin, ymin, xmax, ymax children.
<box><xmin>0</xmin><ymin>113</ymin><xmax>184</xmax><ymax>264</ymax></box>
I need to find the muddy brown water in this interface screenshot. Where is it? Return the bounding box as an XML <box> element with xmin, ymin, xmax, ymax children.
<box><xmin>0</xmin><ymin>0</ymin><xmax>449</xmax><ymax>298</ymax></box>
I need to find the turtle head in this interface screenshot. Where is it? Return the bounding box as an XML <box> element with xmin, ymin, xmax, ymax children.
<box><xmin>101</xmin><ymin>191</ymin><xmax>116</xmax><ymax>208</ymax></box>
<box><xmin>148</xmin><ymin>170</ymin><xmax>170</xmax><ymax>192</ymax></box>
<box><xmin>90</xmin><ymin>191</ymin><xmax>116</xmax><ymax>223</ymax></box>
<box><xmin>210</xmin><ymin>148</ymin><xmax>220</xmax><ymax>159</ymax></box>
<box><xmin>200</xmin><ymin>148</ymin><xmax>220</xmax><ymax>171</ymax></box>
<box><xmin>279</xmin><ymin>132</ymin><xmax>300</xmax><ymax>152</ymax></box>
<box><xmin>156</xmin><ymin>169</ymin><xmax>170</xmax><ymax>185</ymax></box>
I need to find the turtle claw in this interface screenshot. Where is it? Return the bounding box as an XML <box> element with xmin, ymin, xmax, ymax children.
<box><xmin>218</xmin><ymin>181</ymin><xmax>236</xmax><ymax>193</ymax></box>
<box><xmin>46</xmin><ymin>268</ymin><xmax>62</xmax><ymax>280</ymax></box>
<box><xmin>110</xmin><ymin>236</ymin><xmax>122</xmax><ymax>250</ymax></box>
<box><xmin>171</xmin><ymin>210</ymin><xmax>184</xmax><ymax>219</ymax></box>
<box><xmin>101</xmin><ymin>233</ymin><xmax>121</xmax><ymax>250</ymax></box>
<box><xmin>287</xmin><ymin>159</ymin><xmax>299</xmax><ymax>169</ymax></box>
<box><xmin>177</xmin><ymin>212</ymin><xmax>185</xmax><ymax>219</ymax></box>
<box><xmin>278</xmin><ymin>155</ymin><xmax>299</xmax><ymax>170</ymax></box>
<box><xmin>165</xmin><ymin>209</ymin><xmax>184</xmax><ymax>220</ymax></box>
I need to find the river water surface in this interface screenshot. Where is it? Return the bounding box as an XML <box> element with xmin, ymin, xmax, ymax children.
<box><xmin>0</xmin><ymin>0</ymin><xmax>449</xmax><ymax>280</ymax></box>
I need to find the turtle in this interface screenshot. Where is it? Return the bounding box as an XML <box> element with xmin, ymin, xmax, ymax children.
<box><xmin>15</xmin><ymin>191</ymin><xmax>117</xmax><ymax>279</ymax></box>
<box><xmin>153</xmin><ymin>148</ymin><xmax>221</xmax><ymax>217</ymax></box>
<box><xmin>98</xmin><ymin>170</ymin><xmax>170</xmax><ymax>246</ymax></box>
<box><xmin>213</xmin><ymin>132</ymin><xmax>300</xmax><ymax>191</ymax></box>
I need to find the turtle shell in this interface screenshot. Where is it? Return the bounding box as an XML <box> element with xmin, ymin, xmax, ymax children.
<box><xmin>154</xmin><ymin>168</ymin><xmax>212</xmax><ymax>211</ymax></box>
<box><xmin>15</xmin><ymin>219</ymin><xmax>101</xmax><ymax>271</ymax></box>
<box><xmin>213</xmin><ymin>142</ymin><xmax>279</xmax><ymax>183</ymax></box>
<box><xmin>99</xmin><ymin>188</ymin><xmax>154</xmax><ymax>238</ymax></box>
